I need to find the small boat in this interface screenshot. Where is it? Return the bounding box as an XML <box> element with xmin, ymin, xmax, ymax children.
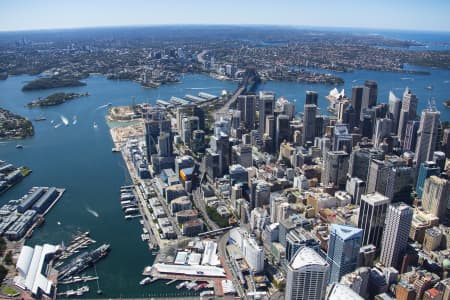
<box><xmin>426</xmin><ymin>85</ymin><xmax>433</xmax><ymax>90</ymax></box>
<box><xmin>16</xmin><ymin>144</ymin><xmax>23</xmax><ymax>149</ymax></box>
<box><xmin>142</xmin><ymin>266</ymin><xmax>152</xmax><ymax>276</ymax></box>
<box><xmin>50</xmin><ymin>120</ymin><xmax>54</xmax><ymax>124</ymax></box>
<box><xmin>140</xmin><ymin>277</ymin><xmax>152</xmax><ymax>285</ymax></box>
<box><xmin>93</xmin><ymin>122</ymin><xmax>98</xmax><ymax>128</ymax></box>
<box><xmin>34</xmin><ymin>116</ymin><xmax>47</xmax><ymax>121</ymax></box>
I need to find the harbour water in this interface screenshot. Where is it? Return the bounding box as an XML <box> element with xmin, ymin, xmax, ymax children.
<box><xmin>0</xmin><ymin>54</ymin><xmax>450</xmax><ymax>298</ymax></box>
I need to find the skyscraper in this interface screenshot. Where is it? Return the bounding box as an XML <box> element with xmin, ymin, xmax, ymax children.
<box><xmin>358</xmin><ymin>193</ymin><xmax>390</xmax><ymax>249</ymax></box>
<box><xmin>373</xmin><ymin>118</ymin><xmax>392</xmax><ymax>147</ymax></box>
<box><xmin>414</xmin><ymin>109</ymin><xmax>440</xmax><ymax>168</ymax></box>
<box><xmin>416</xmin><ymin>161</ymin><xmax>440</xmax><ymax>198</ymax></box>
<box><xmin>397</xmin><ymin>87</ymin><xmax>418</xmax><ymax>142</ymax></box>
<box><xmin>259</xmin><ymin>91</ymin><xmax>275</xmax><ymax>136</ymax></box>
<box><xmin>306</xmin><ymin>90</ymin><xmax>319</xmax><ymax>105</ymax></box>
<box><xmin>237</xmin><ymin>95</ymin><xmax>256</xmax><ymax>130</ymax></box>
<box><xmin>326</xmin><ymin>224</ymin><xmax>363</xmax><ymax>284</ymax></box>
<box><xmin>385</xmin><ymin>166</ymin><xmax>413</xmax><ymax>204</ymax></box>
<box><xmin>351</xmin><ymin>86</ymin><xmax>364</xmax><ymax>121</ymax></box>
<box><xmin>422</xmin><ymin>176</ymin><xmax>450</xmax><ymax>223</ymax></box>
<box><xmin>388</xmin><ymin>90</ymin><xmax>401</xmax><ymax>134</ymax></box>
<box><xmin>348</xmin><ymin>148</ymin><xmax>385</xmax><ymax>183</ymax></box>
<box><xmin>303</xmin><ymin>104</ymin><xmax>317</xmax><ymax>145</ymax></box>
<box><xmin>322</xmin><ymin>151</ymin><xmax>349</xmax><ymax>189</ymax></box>
<box><xmin>379</xmin><ymin>203</ymin><xmax>413</xmax><ymax>268</ymax></box>
<box><xmin>360</xmin><ymin>80</ymin><xmax>378</xmax><ymax>121</ymax></box>
<box><xmin>286</xmin><ymin>247</ymin><xmax>330</xmax><ymax>300</ymax></box>
<box><xmin>403</xmin><ymin>120</ymin><xmax>419</xmax><ymax>152</ymax></box>
<box><xmin>276</xmin><ymin>114</ymin><xmax>290</xmax><ymax>145</ymax></box>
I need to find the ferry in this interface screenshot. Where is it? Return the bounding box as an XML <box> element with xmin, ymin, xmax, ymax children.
<box><xmin>16</xmin><ymin>144</ymin><xmax>23</xmax><ymax>149</ymax></box>
<box><xmin>142</xmin><ymin>266</ymin><xmax>152</xmax><ymax>276</ymax></box>
<box><xmin>139</xmin><ymin>277</ymin><xmax>152</xmax><ymax>285</ymax></box>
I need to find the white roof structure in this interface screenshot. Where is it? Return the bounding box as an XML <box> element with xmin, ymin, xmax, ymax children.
<box><xmin>201</xmin><ymin>241</ymin><xmax>220</xmax><ymax>266</ymax></box>
<box><xmin>187</xmin><ymin>253</ymin><xmax>202</xmax><ymax>265</ymax></box>
<box><xmin>291</xmin><ymin>247</ymin><xmax>327</xmax><ymax>270</ymax></box>
<box><xmin>222</xmin><ymin>279</ymin><xmax>236</xmax><ymax>294</ymax></box>
<box><xmin>15</xmin><ymin>243</ymin><xmax>58</xmax><ymax>297</ymax></box>
<box><xmin>153</xmin><ymin>263</ymin><xmax>226</xmax><ymax>277</ymax></box>
<box><xmin>174</xmin><ymin>251</ymin><xmax>188</xmax><ymax>265</ymax></box>
<box><xmin>327</xmin><ymin>283</ymin><xmax>364</xmax><ymax>300</ymax></box>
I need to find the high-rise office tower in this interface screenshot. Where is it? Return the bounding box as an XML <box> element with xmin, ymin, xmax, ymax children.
<box><xmin>326</xmin><ymin>224</ymin><xmax>363</xmax><ymax>284</ymax></box>
<box><xmin>306</xmin><ymin>90</ymin><xmax>319</xmax><ymax>105</ymax></box>
<box><xmin>422</xmin><ymin>176</ymin><xmax>450</xmax><ymax>223</ymax></box>
<box><xmin>433</xmin><ymin>151</ymin><xmax>446</xmax><ymax>172</ymax></box>
<box><xmin>373</xmin><ymin>118</ymin><xmax>392</xmax><ymax>147</ymax></box>
<box><xmin>358</xmin><ymin>192</ymin><xmax>390</xmax><ymax>249</ymax></box>
<box><xmin>360</xmin><ymin>80</ymin><xmax>378</xmax><ymax>121</ymax></box>
<box><xmin>285</xmin><ymin>247</ymin><xmax>330</xmax><ymax>300</ymax></box>
<box><xmin>259</xmin><ymin>91</ymin><xmax>275</xmax><ymax>136</ymax></box>
<box><xmin>322</xmin><ymin>151</ymin><xmax>349</xmax><ymax>189</ymax></box>
<box><xmin>416</xmin><ymin>161</ymin><xmax>440</xmax><ymax>198</ymax></box>
<box><xmin>414</xmin><ymin>109</ymin><xmax>440</xmax><ymax>168</ymax></box>
<box><xmin>276</xmin><ymin>114</ymin><xmax>290</xmax><ymax>146</ymax></box>
<box><xmin>351</xmin><ymin>86</ymin><xmax>364</xmax><ymax>122</ymax></box>
<box><xmin>366</xmin><ymin>159</ymin><xmax>389</xmax><ymax>195</ymax></box>
<box><xmin>348</xmin><ymin>148</ymin><xmax>385</xmax><ymax>183</ymax></box>
<box><xmin>157</xmin><ymin>132</ymin><xmax>172</xmax><ymax>157</ymax></box>
<box><xmin>397</xmin><ymin>87</ymin><xmax>418</xmax><ymax>142</ymax></box>
<box><xmin>345</xmin><ymin>177</ymin><xmax>366</xmax><ymax>206</ymax></box>
<box><xmin>403</xmin><ymin>120</ymin><xmax>419</xmax><ymax>151</ymax></box>
<box><xmin>326</xmin><ymin>283</ymin><xmax>364</xmax><ymax>300</ymax></box>
<box><xmin>379</xmin><ymin>203</ymin><xmax>413</xmax><ymax>268</ymax></box>
<box><xmin>332</xmin><ymin>124</ymin><xmax>352</xmax><ymax>153</ymax></box>
<box><xmin>385</xmin><ymin>166</ymin><xmax>413</xmax><ymax>204</ymax></box>
<box><xmin>388</xmin><ymin>91</ymin><xmax>401</xmax><ymax>134</ymax></box>
<box><xmin>286</xmin><ymin>228</ymin><xmax>321</xmax><ymax>263</ymax></box>
<box><xmin>237</xmin><ymin>95</ymin><xmax>256</xmax><ymax>130</ymax></box>
<box><xmin>442</xmin><ymin>128</ymin><xmax>450</xmax><ymax>157</ymax></box>
<box><xmin>303</xmin><ymin>104</ymin><xmax>317</xmax><ymax>145</ymax></box>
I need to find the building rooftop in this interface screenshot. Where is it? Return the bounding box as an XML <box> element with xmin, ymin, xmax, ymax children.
<box><xmin>327</xmin><ymin>283</ymin><xmax>364</xmax><ymax>300</ymax></box>
<box><xmin>290</xmin><ymin>247</ymin><xmax>327</xmax><ymax>270</ymax></box>
<box><xmin>331</xmin><ymin>224</ymin><xmax>363</xmax><ymax>241</ymax></box>
<box><xmin>153</xmin><ymin>263</ymin><xmax>226</xmax><ymax>277</ymax></box>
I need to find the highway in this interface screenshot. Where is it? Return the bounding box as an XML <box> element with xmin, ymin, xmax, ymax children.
<box><xmin>218</xmin><ymin>231</ymin><xmax>247</xmax><ymax>300</ymax></box>
<box><xmin>214</xmin><ymin>85</ymin><xmax>246</xmax><ymax>121</ymax></box>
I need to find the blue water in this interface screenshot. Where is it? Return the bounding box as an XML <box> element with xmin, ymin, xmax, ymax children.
<box><xmin>0</xmin><ymin>74</ymin><xmax>235</xmax><ymax>298</ymax></box>
<box><xmin>0</xmin><ymin>29</ymin><xmax>449</xmax><ymax>297</ymax></box>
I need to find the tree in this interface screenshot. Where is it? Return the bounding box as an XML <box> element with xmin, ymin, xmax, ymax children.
<box><xmin>4</xmin><ymin>251</ymin><xmax>12</xmax><ymax>265</ymax></box>
<box><xmin>0</xmin><ymin>264</ymin><xmax>7</xmax><ymax>283</ymax></box>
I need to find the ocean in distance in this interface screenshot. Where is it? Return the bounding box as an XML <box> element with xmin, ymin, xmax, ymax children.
<box><xmin>0</xmin><ymin>30</ymin><xmax>449</xmax><ymax>298</ymax></box>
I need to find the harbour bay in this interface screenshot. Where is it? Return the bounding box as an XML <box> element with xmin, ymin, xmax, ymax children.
<box><xmin>0</xmin><ymin>62</ymin><xmax>449</xmax><ymax>298</ymax></box>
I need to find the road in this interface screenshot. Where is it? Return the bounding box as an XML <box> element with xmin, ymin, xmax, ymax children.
<box><xmin>214</xmin><ymin>85</ymin><xmax>246</xmax><ymax>121</ymax></box>
<box><xmin>218</xmin><ymin>231</ymin><xmax>247</xmax><ymax>300</ymax></box>
<box><xmin>192</xmin><ymin>187</ymin><xmax>219</xmax><ymax>231</ymax></box>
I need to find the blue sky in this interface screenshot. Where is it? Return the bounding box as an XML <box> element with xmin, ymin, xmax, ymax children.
<box><xmin>1</xmin><ymin>0</ymin><xmax>450</xmax><ymax>32</ymax></box>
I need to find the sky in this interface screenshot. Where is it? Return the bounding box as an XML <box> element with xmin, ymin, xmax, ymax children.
<box><xmin>1</xmin><ymin>0</ymin><xmax>450</xmax><ymax>32</ymax></box>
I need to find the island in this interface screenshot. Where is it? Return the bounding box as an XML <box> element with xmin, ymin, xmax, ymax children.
<box><xmin>0</xmin><ymin>107</ymin><xmax>34</xmax><ymax>139</ymax></box>
<box><xmin>444</xmin><ymin>99</ymin><xmax>450</xmax><ymax>108</ymax></box>
<box><xmin>22</xmin><ymin>75</ymin><xmax>86</xmax><ymax>91</ymax></box>
<box><xmin>27</xmin><ymin>92</ymin><xmax>89</xmax><ymax>107</ymax></box>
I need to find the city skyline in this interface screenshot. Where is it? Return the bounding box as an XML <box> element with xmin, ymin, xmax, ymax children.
<box><xmin>1</xmin><ymin>0</ymin><xmax>450</xmax><ymax>32</ymax></box>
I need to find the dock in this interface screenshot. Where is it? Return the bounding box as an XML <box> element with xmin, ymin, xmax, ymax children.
<box><xmin>166</xmin><ymin>279</ymin><xmax>177</xmax><ymax>285</ymax></box>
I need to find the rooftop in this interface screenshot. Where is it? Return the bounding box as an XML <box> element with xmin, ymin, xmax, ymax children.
<box><xmin>290</xmin><ymin>247</ymin><xmax>327</xmax><ymax>270</ymax></box>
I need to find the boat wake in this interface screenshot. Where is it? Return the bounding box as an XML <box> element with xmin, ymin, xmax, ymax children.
<box><xmin>86</xmin><ymin>207</ymin><xmax>99</xmax><ymax>218</ymax></box>
<box><xmin>96</xmin><ymin>104</ymin><xmax>109</xmax><ymax>110</ymax></box>
<box><xmin>184</xmin><ymin>87</ymin><xmax>220</xmax><ymax>90</ymax></box>
<box><xmin>60</xmin><ymin>115</ymin><xmax>69</xmax><ymax>126</ymax></box>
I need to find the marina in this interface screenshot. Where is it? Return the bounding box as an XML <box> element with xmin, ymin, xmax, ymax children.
<box><xmin>58</xmin><ymin>244</ymin><xmax>111</xmax><ymax>280</ymax></box>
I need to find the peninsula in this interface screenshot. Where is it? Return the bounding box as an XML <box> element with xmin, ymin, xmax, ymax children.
<box><xmin>27</xmin><ymin>92</ymin><xmax>89</xmax><ymax>107</ymax></box>
<box><xmin>22</xmin><ymin>75</ymin><xmax>86</xmax><ymax>91</ymax></box>
<box><xmin>0</xmin><ymin>108</ymin><xmax>34</xmax><ymax>139</ymax></box>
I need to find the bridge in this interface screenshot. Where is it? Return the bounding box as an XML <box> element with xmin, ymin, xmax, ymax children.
<box><xmin>198</xmin><ymin>226</ymin><xmax>233</xmax><ymax>237</ymax></box>
<box><xmin>213</xmin><ymin>68</ymin><xmax>260</xmax><ymax>120</ymax></box>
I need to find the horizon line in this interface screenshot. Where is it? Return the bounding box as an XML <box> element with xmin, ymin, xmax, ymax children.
<box><xmin>1</xmin><ymin>23</ymin><xmax>450</xmax><ymax>34</ymax></box>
